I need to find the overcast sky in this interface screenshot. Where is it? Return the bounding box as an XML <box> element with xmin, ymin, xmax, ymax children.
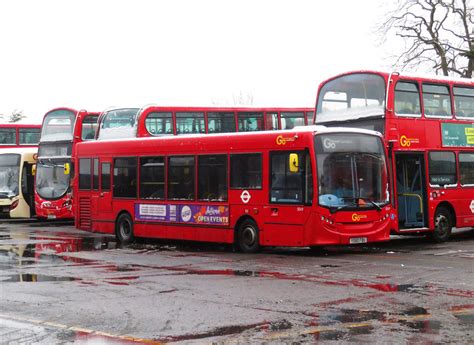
<box><xmin>0</xmin><ymin>0</ymin><xmax>391</xmax><ymax>123</ymax></box>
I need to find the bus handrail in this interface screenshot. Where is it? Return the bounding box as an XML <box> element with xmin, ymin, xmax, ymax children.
<box><xmin>397</xmin><ymin>193</ymin><xmax>423</xmax><ymax>215</ymax></box>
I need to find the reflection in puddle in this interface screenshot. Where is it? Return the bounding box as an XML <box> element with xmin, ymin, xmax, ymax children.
<box><xmin>314</xmin><ymin>325</ymin><xmax>374</xmax><ymax>341</ymax></box>
<box><xmin>1</xmin><ymin>274</ymin><xmax>77</xmax><ymax>283</ymax></box>
<box><xmin>160</xmin><ymin>322</ymin><xmax>267</xmax><ymax>343</ymax></box>
<box><xmin>454</xmin><ymin>313</ymin><xmax>474</xmax><ymax>325</ymax></box>
<box><xmin>330</xmin><ymin>309</ymin><xmax>387</xmax><ymax>323</ymax></box>
<box><xmin>401</xmin><ymin>320</ymin><xmax>441</xmax><ymax>334</ymax></box>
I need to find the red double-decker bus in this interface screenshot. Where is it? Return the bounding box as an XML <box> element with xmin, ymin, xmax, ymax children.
<box><xmin>94</xmin><ymin>107</ymin><xmax>314</xmax><ymax>140</ymax></box>
<box><xmin>35</xmin><ymin>108</ymin><xmax>99</xmax><ymax>219</ymax></box>
<box><xmin>74</xmin><ymin>126</ymin><xmax>392</xmax><ymax>251</ymax></box>
<box><xmin>314</xmin><ymin>70</ymin><xmax>474</xmax><ymax>242</ymax></box>
<box><xmin>0</xmin><ymin>124</ymin><xmax>41</xmax><ymax>147</ymax></box>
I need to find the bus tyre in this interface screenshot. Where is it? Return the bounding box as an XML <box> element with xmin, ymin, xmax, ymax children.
<box><xmin>116</xmin><ymin>213</ymin><xmax>134</xmax><ymax>245</ymax></box>
<box><xmin>431</xmin><ymin>207</ymin><xmax>452</xmax><ymax>243</ymax></box>
<box><xmin>236</xmin><ymin>219</ymin><xmax>260</xmax><ymax>253</ymax></box>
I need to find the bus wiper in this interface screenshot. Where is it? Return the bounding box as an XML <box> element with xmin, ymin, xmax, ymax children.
<box><xmin>358</xmin><ymin>197</ymin><xmax>382</xmax><ymax>211</ymax></box>
<box><xmin>40</xmin><ymin>160</ymin><xmax>64</xmax><ymax>168</ymax></box>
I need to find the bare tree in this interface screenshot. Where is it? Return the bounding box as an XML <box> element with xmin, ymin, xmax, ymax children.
<box><xmin>232</xmin><ymin>91</ymin><xmax>254</xmax><ymax>106</ymax></box>
<box><xmin>380</xmin><ymin>0</ymin><xmax>473</xmax><ymax>78</ymax></box>
<box><xmin>7</xmin><ymin>109</ymin><xmax>26</xmax><ymax>123</ymax></box>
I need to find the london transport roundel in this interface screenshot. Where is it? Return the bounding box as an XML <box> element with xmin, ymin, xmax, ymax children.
<box><xmin>240</xmin><ymin>190</ymin><xmax>251</xmax><ymax>204</ymax></box>
<box><xmin>470</xmin><ymin>200</ymin><xmax>474</xmax><ymax>214</ymax></box>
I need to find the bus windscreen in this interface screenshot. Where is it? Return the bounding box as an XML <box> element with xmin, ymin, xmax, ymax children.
<box><xmin>0</xmin><ymin>154</ymin><xmax>20</xmax><ymax>198</ymax></box>
<box><xmin>315</xmin><ymin>133</ymin><xmax>389</xmax><ymax>211</ymax></box>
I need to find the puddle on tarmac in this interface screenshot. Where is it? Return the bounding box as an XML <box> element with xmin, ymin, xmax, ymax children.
<box><xmin>454</xmin><ymin>313</ymin><xmax>474</xmax><ymax>325</ymax></box>
<box><xmin>400</xmin><ymin>319</ymin><xmax>441</xmax><ymax>334</ymax></box>
<box><xmin>269</xmin><ymin>319</ymin><xmax>293</xmax><ymax>331</ymax></box>
<box><xmin>330</xmin><ymin>309</ymin><xmax>387</xmax><ymax>323</ymax></box>
<box><xmin>0</xmin><ymin>273</ymin><xmax>77</xmax><ymax>283</ymax></box>
<box><xmin>160</xmin><ymin>322</ymin><xmax>267</xmax><ymax>342</ymax></box>
<box><xmin>311</xmin><ymin>325</ymin><xmax>374</xmax><ymax>341</ymax></box>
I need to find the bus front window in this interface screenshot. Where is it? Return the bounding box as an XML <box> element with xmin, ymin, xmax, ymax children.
<box><xmin>36</xmin><ymin>160</ymin><xmax>70</xmax><ymax>200</ymax></box>
<box><xmin>98</xmin><ymin>108</ymin><xmax>139</xmax><ymax>140</ymax></box>
<box><xmin>41</xmin><ymin>109</ymin><xmax>76</xmax><ymax>142</ymax></box>
<box><xmin>0</xmin><ymin>154</ymin><xmax>20</xmax><ymax>198</ymax></box>
<box><xmin>315</xmin><ymin>133</ymin><xmax>389</xmax><ymax>211</ymax></box>
<box><xmin>316</xmin><ymin>73</ymin><xmax>386</xmax><ymax>124</ymax></box>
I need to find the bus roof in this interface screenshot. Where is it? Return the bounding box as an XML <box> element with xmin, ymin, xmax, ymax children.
<box><xmin>0</xmin><ymin>123</ymin><xmax>41</xmax><ymax>128</ymax></box>
<box><xmin>321</xmin><ymin>70</ymin><xmax>473</xmax><ymax>86</ymax></box>
<box><xmin>78</xmin><ymin>125</ymin><xmax>384</xmax><ymax>153</ymax></box>
<box><xmin>139</xmin><ymin>106</ymin><xmax>314</xmax><ymax>112</ymax></box>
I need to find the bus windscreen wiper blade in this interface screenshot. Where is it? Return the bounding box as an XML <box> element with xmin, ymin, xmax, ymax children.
<box><xmin>358</xmin><ymin>197</ymin><xmax>382</xmax><ymax>211</ymax></box>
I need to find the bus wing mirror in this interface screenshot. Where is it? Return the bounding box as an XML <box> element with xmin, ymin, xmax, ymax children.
<box><xmin>289</xmin><ymin>153</ymin><xmax>299</xmax><ymax>173</ymax></box>
<box><xmin>64</xmin><ymin>163</ymin><xmax>71</xmax><ymax>175</ymax></box>
<box><xmin>32</xmin><ymin>164</ymin><xmax>36</xmax><ymax>176</ymax></box>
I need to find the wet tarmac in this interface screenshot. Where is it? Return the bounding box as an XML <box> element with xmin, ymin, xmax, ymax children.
<box><xmin>0</xmin><ymin>220</ymin><xmax>473</xmax><ymax>343</ymax></box>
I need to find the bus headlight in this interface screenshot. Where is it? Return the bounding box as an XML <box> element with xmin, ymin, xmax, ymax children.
<box><xmin>10</xmin><ymin>200</ymin><xmax>19</xmax><ymax>210</ymax></box>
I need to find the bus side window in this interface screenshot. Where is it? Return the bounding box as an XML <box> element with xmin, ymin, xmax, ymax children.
<box><xmin>459</xmin><ymin>152</ymin><xmax>474</xmax><ymax>186</ymax></box>
<box><xmin>395</xmin><ymin>81</ymin><xmax>422</xmax><ymax>116</ymax></box>
<box><xmin>79</xmin><ymin>158</ymin><xmax>92</xmax><ymax>190</ymax></box>
<box><xmin>428</xmin><ymin>151</ymin><xmax>456</xmax><ymax>186</ymax></box>
<box><xmin>113</xmin><ymin>158</ymin><xmax>137</xmax><ymax>198</ymax></box>
<box><xmin>140</xmin><ymin>157</ymin><xmax>165</xmax><ymax>199</ymax></box>
<box><xmin>92</xmin><ymin>159</ymin><xmax>99</xmax><ymax>190</ymax></box>
<box><xmin>168</xmin><ymin>156</ymin><xmax>195</xmax><ymax>200</ymax></box>
<box><xmin>145</xmin><ymin>112</ymin><xmax>173</xmax><ymax>136</ymax></box>
<box><xmin>453</xmin><ymin>86</ymin><xmax>474</xmax><ymax>118</ymax></box>
<box><xmin>230</xmin><ymin>153</ymin><xmax>262</xmax><ymax>189</ymax></box>
<box><xmin>422</xmin><ymin>84</ymin><xmax>452</xmax><ymax>117</ymax></box>
<box><xmin>101</xmin><ymin>163</ymin><xmax>111</xmax><ymax>191</ymax></box>
<box><xmin>198</xmin><ymin>155</ymin><xmax>227</xmax><ymax>201</ymax></box>
<box><xmin>176</xmin><ymin>112</ymin><xmax>204</xmax><ymax>135</ymax></box>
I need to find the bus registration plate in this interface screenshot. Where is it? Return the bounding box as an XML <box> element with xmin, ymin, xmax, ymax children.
<box><xmin>47</xmin><ymin>214</ymin><xmax>57</xmax><ymax>220</ymax></box>
<box><xmin>350</xmin><ymin>237</ymin><xmax>367</xmax><ymax>244</ymax></box>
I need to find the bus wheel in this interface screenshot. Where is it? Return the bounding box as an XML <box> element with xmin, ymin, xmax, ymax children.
<box><xmin>116</xmin><ymin>213</ymin><xmax>134</xmax><ymax>245</ymax></box>
<box><xmin>430</xmin><ymin>207</ymin><xmax>452</xmax><ymax>243</ymax></box>
<box><xmin>236</xmin><ymin>219</ymin><xmax>260</xmax><ymax>253</ymax></box>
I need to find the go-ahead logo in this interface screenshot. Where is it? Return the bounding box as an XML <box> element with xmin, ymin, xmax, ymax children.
<box><xmin>276</xmin><ymin>135</ymin><xmax>296</xmax><ymax>145</ymax></box>
<box><xmin>351</xmin><ymin>213</ymin><xmax>367</xmax><ymax>222</ymax></box>
<box><xmin>323</xmin><ymin>138</ymin><xmax>336</xmax><ymax>149</ymax></box>
<box><xmin>400</xmin><ymin>135</ymin><xmax>420</xmax><ymax>147</ymax></box>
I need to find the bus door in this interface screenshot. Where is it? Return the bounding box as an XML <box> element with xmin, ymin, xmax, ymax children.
<box><xmin>21</xmin><ymin>162</ymin><xmax>35</xmax><ymax>216</ymax></box>
<box><xmin>263</xmin><ymin>151</ymin><xmax>312</xmax><ymax>246</ymax></box>
<box><xmin>98</xmin><ymin>160</ymin><xmax>113</xmax><ymax>217</ymax></box>
<box><xmin>395</xmin><ymin>153</ymin><xmax>428</xmax><ymax>229</ymax></box>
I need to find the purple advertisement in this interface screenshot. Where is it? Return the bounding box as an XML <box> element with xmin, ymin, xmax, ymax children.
<box><xmin>135</xmin><ymin>204</ymin><xmax>229</xmax><ymax>226</ymax></box>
